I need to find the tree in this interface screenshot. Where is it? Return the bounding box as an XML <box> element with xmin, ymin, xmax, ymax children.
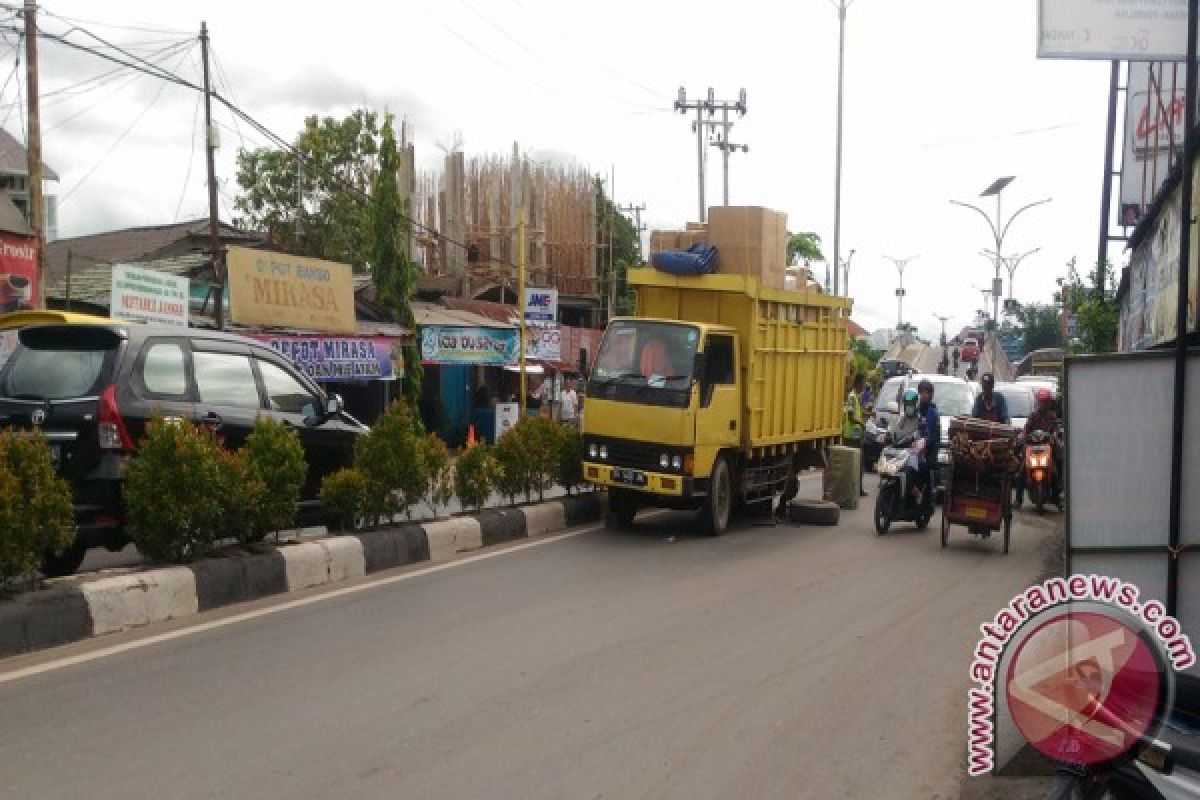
<box><xmin>369</xmin><ymin>114</ymin><xmax>421</xmax><ymax>405</ymax></box>
<box><xmin>1056</xmin><ymin>257</ymin><xmax>1118</xmax><ymax>354</ymax></box>
<box><xmin>596</xmin><ymin>179</ymin><xmax>639</xmax><ymax>314</ymax></box>
<box><xmin>235</xmin><ymin>110</ymin><xmax>383</xmax><ymax>270</ymax></box>
<box><xmin>1015</xmin><ymin>302</ymin><xmax>1063</xmax><ymax>354</ymax></box>
<box><xmin>787</xmin><ymin>232</ymin><xmax>824</xmax><ymax>266</ymax></box>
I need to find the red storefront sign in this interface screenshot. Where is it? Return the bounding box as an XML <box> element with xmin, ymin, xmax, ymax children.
<box><xmin>0</xmin><ymin>232</ymin><xmax>37</xmax><ymax>312</ymax></box>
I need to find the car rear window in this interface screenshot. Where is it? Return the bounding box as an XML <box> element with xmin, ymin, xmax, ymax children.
<box><xmin>3</xmin><ymin>341</ymin><xmax>116</xmax><ymax>400</ymax></box>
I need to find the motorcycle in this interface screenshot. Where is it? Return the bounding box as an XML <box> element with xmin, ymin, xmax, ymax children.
<box><xmin>1016</xmin><ymin>427</ymin><xmax>1062</xmax><ymax>513</ymax></box>
<box><xmin>874</xmin><ymin>435</ymin><xmax>933</xmax><ymax>534</ymax></box>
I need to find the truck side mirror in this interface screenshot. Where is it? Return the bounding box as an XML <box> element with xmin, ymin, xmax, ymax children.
<box><xmin>692</xmin><ymin>351</ymin><xmax>707</xmax><ymax>383</ymax></box>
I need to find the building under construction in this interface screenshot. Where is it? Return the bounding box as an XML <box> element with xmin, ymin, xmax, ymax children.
<box><xmin>406</xmin><ymin>141</ymin><xmax>601</xmax><ymax>327</ymax></box>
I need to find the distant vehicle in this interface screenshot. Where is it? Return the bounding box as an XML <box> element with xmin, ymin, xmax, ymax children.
<box><xmin>0</xmin><ymin>322</ymin><xmax>368</xmax><ymax>575</ymax></box>
<box><xmin>960</xmin><ymin>337</ymin><xmax>980</xmax><ymax>362</ymax></box>
<box><xmin>1016</xmin><ymin>347</ymin><xmax>1065</xmax><ymax>381</ymax></box>
<box><xmin>878</xmin><ymin>359</ymin><xmax>912</xmax><ymax>379</ymax></box>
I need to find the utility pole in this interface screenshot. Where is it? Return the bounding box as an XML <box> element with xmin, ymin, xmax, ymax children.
<box><xmin>704</xmin><ymin>89</ymin><xmax>748</xmax><ymax>206</ymax></box>
<box><xmin>982</xmin><ymin>246</ymin><xmax>1040</xmax><ymax>304</ymax></box>
<box><xmin>831</xmin><ymin>0</ymin><xmax>854</xmax><ymax>297</ymax></box>
<box><xmin>883</xmin><ymin>254</ymin><xmax>918</xmax><ymax>330</ymax></box>
<box><xmin>517</xmin><ymin>212</ymin><xmax>527</xmax><ymax>409</ymax></box>
<box><xmin>842</xmin><ymin>249</ymin><xmax>856</xmax><ymax>297</ymax></box>
<box><xmin>617</xmin><ymin>203</ymin><xmax>646</xmax><ymax>260</ymax></box>
<box><xmin>22</xmin><ymin>0</ymin><xmax>44</xmax><ymax>308</ymax></box>
<box><xmin>200</xmin><ymin>22</ymin><xmax>224</xmax><ymax>329</ymax></box>
<box><xmin>675</xmin><ymin>87</ymin><xmax>745</xmax><ymax>221</ymax></box>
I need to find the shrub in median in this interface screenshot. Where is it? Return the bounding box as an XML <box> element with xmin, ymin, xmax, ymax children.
<box><xmin>320</xmin><ymin>467</ymin><xmax>369</xmax><ymax>532</ymax></box>
<box><xmin>555</xmin><ymin>424</ymin><xmax>586</xmax><ymax>495</ymax></box>
<box><xmin>240</xmin><ymin>416</ymin><xmax>306</xmax><ymax>541</ymax></box>
<box><xmin>521</xmin><ymin>417</ymin><xmax>561</xmax><ymax>502</ymax></box>
<box><xmin>0</xmin><ymin>430</ymin><xmax>74</xmax><ymax>582</ymax></box>
<box><xmin>354</xmin><ymin>399</ymin><xmax>429</xmax><ymax>524</ymax></box>
<box><xmin>491</xmin><ymin>424</ymin><xmax>531</xmax><ymax>505</ymax></box>
<box><xmin>125</xmin><ymin>417</ymin><xmax>227</xmax><ymax>562</ymax></box>
<box><xmin>421</xmin><ymin>433</ymin><xmax>454</xmax><ymax>514</ymax></box>
<box><xmin>454</xmin><ymin>442</ymin><xmax>499</xmax><ymax>513</ymax></box>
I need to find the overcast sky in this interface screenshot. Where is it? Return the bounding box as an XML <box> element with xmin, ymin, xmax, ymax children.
<box><xmin>8</xmin><ymin>0</ymin><xmax>1114</xmax><ymax>338</ymax></box>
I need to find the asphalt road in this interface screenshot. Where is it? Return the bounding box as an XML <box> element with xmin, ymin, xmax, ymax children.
<box><xmin>913</xmin><ymin>341</ymin><xmax>992</xmax><ymax>379</ymax></box>
<box><xmin>0</xmin><ymin>479</ymin><xmax>1061</xmax><ymax>800</ymax></box>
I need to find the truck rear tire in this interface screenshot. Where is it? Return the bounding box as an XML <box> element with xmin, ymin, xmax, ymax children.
<box><xmin>703</xmin><ymin>457</ymin><xmax>732</xmax><ymax>536</ymax></box>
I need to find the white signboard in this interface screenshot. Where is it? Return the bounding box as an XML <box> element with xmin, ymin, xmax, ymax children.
<box><xmin>1120</xmin><ymin>62</ymin><xmax>1189</xmax><ymax>226</ymax></box>
<box><xmin>110</xmin><ymin>264</ymin><xmax>189</xmax><ymax>327</ymax></box>
<box><xmin>1038</xmin><ymin>0</ymin><xmax>1191</xmax><ymax>60</ymax></box>
<box><xmin>523</xmin><ymin>287</ymin><xmax>558</xmax><ymax>327</ymax></box>
<box><xmin>494</xmin><ymin>402</ymin><xmax>520</xmax><ymax>439</ymax></box>
<box><xmin>525</xmin><ymin>326</ymin><xmax>562</xmax><ymax>362</ymax></box>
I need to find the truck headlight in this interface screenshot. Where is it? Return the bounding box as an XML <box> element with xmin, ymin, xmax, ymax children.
<box><xmin>660</xmin><ymin>453</ymin><xmax>670</xmax><ymax>469</ymax></box>
<box><xmin>588</xmin><ymin>443</ymin><xmax>598</xmax><ymax>459</ymax></box>
<box><xmin>599</xmin><ymin>445</ymin><xmax>608</xmax><ymax>460</ymax></box>
<box><xmin>672</xmin><ymin>455</ymin><xmax>683</xmax><ymax>470</ymax></box>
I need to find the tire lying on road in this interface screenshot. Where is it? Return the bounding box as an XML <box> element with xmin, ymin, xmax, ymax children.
<box><xmin>786</xmin><ymin>498</ymin><xmax>840</xmax><ymax>526</ymax></box>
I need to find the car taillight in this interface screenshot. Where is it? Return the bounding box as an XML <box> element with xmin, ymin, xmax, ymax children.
<box><xmin>98</xmin><ymin>385</ymin><xmax>133</xmax><ymax>450</ymax></box>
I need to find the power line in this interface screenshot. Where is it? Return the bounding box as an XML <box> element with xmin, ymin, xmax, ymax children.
<box><xmin>174</xmin><ymin>87</ymin><xmax>202</xmax><ymax>221</ymax></box>
<box><xmin>39</xmin><ymin>9</ymin><xmax>192</xmax><ymax>37</ymax></box>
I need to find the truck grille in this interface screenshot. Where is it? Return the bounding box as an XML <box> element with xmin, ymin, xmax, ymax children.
<box><xmin>585</xmin><ymin>435</ymin><xmax>686</xmax><ymax>472</ymax></box>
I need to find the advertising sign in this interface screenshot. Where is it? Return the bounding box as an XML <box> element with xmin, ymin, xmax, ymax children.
<box><xmin>525</xmin><ymin>325</ymin><xmax>562</xmax><ymax>362</ymax></box>
<box><xmin>1120</xmin><ymin>62</ymin><xmax>1189</xmax><ymax>226</ymax></box>
<box><xmin>523</xmin><ymin>287</ymin><xmax>558</xmax><ymax>326</ymax></box>
<box><xmin>1038</xmin><ymin>0</ymin><xmax>1191</xmax><ymax>60</ymax></box>
<box><xmin>227</xmin><ymin>246</ymin><xmax>356</xmax><ymax>334</ymax></box>
<box><xmin>494</xmin><ymin>402</ymin><xmax>520</xmax><ymax>439</ymax></box>
<box><xmin>419</xmin><ymin>325</ymin><xmax>519</xmax><ymax>366</ymax></box>
<box><xmin>0</xmin><ymin>233</ymin><xmax>37</xmax><ymax>312</ymax></box>
<box><xmin>249</xmin><ymin>334</ymin><xmax>404</xmax><ymax>382</ymax></box>
<box><xmin>110</xmin><ymin>264</ymin><xmax>189</xmax><ymax>327</ymax></box>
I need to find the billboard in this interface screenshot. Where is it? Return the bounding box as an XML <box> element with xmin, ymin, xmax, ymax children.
<box><xmin>1038</xmin><ymin>0</ymin><xmax>1192</xmax><ymax>60</ymax></box>
<box><xmin>525</xmin><ymin>325</ymin><xmax>562</xmax><ymax>362</ymax></box>
<box><xmin>0</xmin><ymin>233</ymin><xmax>37</xmax><ymax>312</ymax></box>
<box><xmin>419</xmin><ymin>325</ymin><xmax>519</xmax><ymax>366</ymax></box>
<box><xmin>110</xmin><ymin>264</ymin><xmax>189</xmax><ymax>327</ymax></box>
<box><xmin>1120</xmin><ymin>62</ymin><xmax>1189</xmax><ymax>227</ymax></box>
<box><xmin>523</xmin><ymin>287</ymin><xmax>558</xmax><ymax>326</ymax></box>
<box><xmin>248</xmin><ymin>334</ymin><xmax>403</xmax><ymax>382</ymax></box>
<box><xmin>227</xmin><ymin>246</ymin><xmax>356</xmax><ymax>334</ymax></box>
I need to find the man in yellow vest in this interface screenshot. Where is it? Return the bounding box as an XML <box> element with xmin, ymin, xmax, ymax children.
<box><xmin>843</xmin><ymin>372</ymin><xmax>868</xmax><ymax>497</ymax></box>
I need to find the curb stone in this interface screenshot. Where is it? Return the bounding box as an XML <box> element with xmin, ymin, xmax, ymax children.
<box><xmin>0</xmin><ymin>494</ymin><xmax>602</xmax><ymax>659</ymax></box>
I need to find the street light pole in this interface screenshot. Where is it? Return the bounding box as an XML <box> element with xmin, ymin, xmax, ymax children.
<box><xmin>950</xmin><ymin>180</ymin><xmax>1050</xmax><ymax>330</ymax></box>
<box><xmin>883</xmin><ymin>254</ymin><xmax>918</xmax><ymax>330</ymax></box>
<box><xmin>831</xmin><ymin>0</ymin><xmax>854</xmax><ymax>297</ymax></box>
<box><xmin>982</xmin><ymin>246</ymin><xmax>1040</xmax><ymax>303</ymax></box>
<box><xmin>842</xmin><ymin>248</ymin><xmax>856</xmax><ymax>296</ymax></box>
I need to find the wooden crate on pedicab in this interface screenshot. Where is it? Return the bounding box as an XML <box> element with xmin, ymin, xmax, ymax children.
<box><xmin>947</xmin><ymin>416</ymin><xmax>1019</xmax><ymax>476</ymax></box>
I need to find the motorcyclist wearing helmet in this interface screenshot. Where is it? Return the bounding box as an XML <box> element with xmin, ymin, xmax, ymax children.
<box><xmin>916</xmin><ymin>379</ymin><xmax>940</xmax><ymax>514</ymax></box>
<box><xmin>1023</xmin><ymin>388</ymin><xmax>1063</xmax><ymax>504</ymax></box>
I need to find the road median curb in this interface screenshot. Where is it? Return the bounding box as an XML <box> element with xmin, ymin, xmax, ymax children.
<box><xmin>0</xmin><ymin>493</ymin><xmax>602</xmax><ymax>659</ymax></box>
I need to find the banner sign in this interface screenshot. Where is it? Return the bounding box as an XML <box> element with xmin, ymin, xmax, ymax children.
<box><xmin>524</xmin><ymin>287</ymin><xmax>558</xmax><ymax>326</ymax></box>
<box><xmin>0</xmin><ymin>233</ymin><xmax>37</xmax><ymax>312</ymax></box>
<box><xmin>227</xmin><ymin>246</ymin><xmax>356</xmax><ymax>334</ymax></box>
<box><xmin>249</xmin><ymin>334</ymin><xmax>403</xmax><ymax>382</ymax></box>
<box><xmin>110</xmin><ymin>263</ymin><xmax>189</xmax><ymax>327</ymax></box>
<box><xmin>525</xmin><ymin>325</ymin><xmax>562</xmax><ymax>361</ymax></box>
<box><xmin>420</xmin><ymin>325</ymin><xmax>519</xmax><ymax>366</ymax></box>
<box><xmin>1037</xmin><ymin>0</ymin><xmax>1191</xmax><ymax>60</ymax></box>
<box><xmin>1120</xmin><ymin>62</ymin><xmax>1190</xmax><ymax>227</ymax></box>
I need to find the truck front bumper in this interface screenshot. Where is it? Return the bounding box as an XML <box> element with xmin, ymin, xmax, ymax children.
<box><xmin>583</xmin><ymin>461</ymin><xmax>703</xmax><ymax>500</ymax></box>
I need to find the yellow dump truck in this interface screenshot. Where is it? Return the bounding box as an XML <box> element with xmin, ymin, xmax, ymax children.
<box><xmin>582</xmin><ymin>268</ymin><xmax>851</xmax><ymax>533</ymax></box>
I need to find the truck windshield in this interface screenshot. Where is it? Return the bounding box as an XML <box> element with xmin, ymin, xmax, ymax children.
<box><xmin>589</xmin><ymin>320</ymin><xmax>698</xmax><ymax>406</ymax></box>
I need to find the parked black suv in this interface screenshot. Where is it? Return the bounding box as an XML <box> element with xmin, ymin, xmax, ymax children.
<box><xmin>0</xmin><ymin>322</ymin><xmax>368</xmax><ymax>574</ymax></box>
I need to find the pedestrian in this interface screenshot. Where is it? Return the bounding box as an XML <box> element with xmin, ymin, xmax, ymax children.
<box><xmin>916</xmin><ymin>379</ymin><xmax>940</xmax><ymax>515</ymax></box>
<box><xmin>560</xmin><ymin>378</ymin><xmax>579</xmax><ymax>428</ymax></box>
<box><xmin>843</xmin><ymin>373</ymin><xmax>868</xmax><ymax>497</ymax></box>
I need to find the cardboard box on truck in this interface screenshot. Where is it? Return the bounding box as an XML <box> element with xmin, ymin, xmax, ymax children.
<box><xmin>649</xmin><ymin>230</ymin><xmax>682</xmax><ymax>254</ymax></box>
<box><xmin>708</xmin><ymin>206</ymin><xmax>788</xmax><ymax>287</ymax></box>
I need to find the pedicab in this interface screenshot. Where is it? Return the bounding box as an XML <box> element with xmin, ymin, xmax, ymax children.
<box><xmin>940</xmin><ymin>417</ymin><xmax>1018</xmax><ymax>554</ymax></box>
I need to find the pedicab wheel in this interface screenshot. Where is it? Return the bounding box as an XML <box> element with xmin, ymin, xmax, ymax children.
<box><xmin>915</xmin><ymin>506</ymin><xmax>933</xmax><ymax>532</ymax></box>
<box><xmin>1003</xmin><ymin>515</ymin><xmax>1012</xmax><ymax>554</ymax></box>
<box><xmin>940</xmin><ymin>510</ymin><xmax>949</xmax><ymax>548</ymax></box>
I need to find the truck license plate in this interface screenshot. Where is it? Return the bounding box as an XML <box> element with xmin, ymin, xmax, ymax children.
<box><xmin>612</xmin><ymin>468</ymin><xmax>647</xmax><ymax>486</ymax></box>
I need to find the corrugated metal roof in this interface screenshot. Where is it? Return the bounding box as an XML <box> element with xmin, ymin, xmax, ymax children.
<box><xmin>45</xmin><ymin>253</ymin><xmax>208</xmax><ymax>303</ymax></box>
<box><xmin>0</xmin><ymin>127</ymin><xmax>58</xmax><ymax>180</ymax></box>
<box><xmin>413</xmin><ymin>301</ymin><xmax>514</xmax><ymax>329</ymax></box>
<box><xmin>442</xmin><ymin>297</ymin><xmax>520</xmax><ymax>326</ymax></box>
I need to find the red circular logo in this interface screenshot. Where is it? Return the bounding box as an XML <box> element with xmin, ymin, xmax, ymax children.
<box><xmin>1005</xmin><ymin>611</ymin><xmax>1165</xmax><ymax>765</ymax></box>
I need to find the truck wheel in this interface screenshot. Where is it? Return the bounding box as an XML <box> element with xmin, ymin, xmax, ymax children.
<box><xmin>702</xmin><ymin>457</ymin><xmax>732</xmax><ymax>535</ymax></box>
<box><xmin>787</xmin><ymin>498</ymin><xmax>840</xmax><ymax>526</ymax></box>
<box><xmin>41</xmin><ymin>536</ymin><xmax>88</xmax><ymax>578</ymax></box>
<box><xmin>605</xmin><ymin>489</ymin><xmax>638</xmax><ymax>529</ymax></box>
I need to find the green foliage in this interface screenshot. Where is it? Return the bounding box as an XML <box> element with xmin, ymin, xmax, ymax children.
<box><xmin>492</xmin><ymin>417</ymin><xmax>563</xmax><ymax>504</ymax></box>
<box><xmin>597</xmin><ymin>181</ymin><xmax>641</xmax><ymax>316</ymax></box>
<box><xmin>320</xmin><ymin>467</ymin><xmax>369</xmax><ymax>532</ymax></box>
<box><xmin>1057</xmin><ymin>257</ymin><xmax>1118</xmax><ymax>354</ymax></box>
<box><xmin>1014</xmin><ymin>301</ymin><xmax>1064</xmax><ymax>355</ymax></box>
<box><xmin>555</xmin><ymin>424</ymin><xmax>586</xmax><ymax>495</ymax></box>
<box><xmin>241</xmin><ymin>417</ymin><xmax>306</xmax><ymax>542</ymax></box>
<box><xmin>454</xmin><ymin>443</ymin><xmax>499</xmax><ymax>513</ymax></box>
<box><xmin>787</xmin><ymin>232</ymin><xmax>824</xmax><ymax>265</ymax></box>
<box><xmin>235</xmin><ymin>109</ymin><xmax>382</xmax><ymax>270</ymax></box>
<box><xmin>353</xmin><ymin>399</ymin><xmax>428</xmax><ymax>523</ymax></box>
<box><xmin>491</xmin><ymin>424</ymin><xmax>530</xmax><ymax>505</ymax></box>
<box><xmin>214</xmin><ymin>447</ymin><xmax>267</xmax><ymax>546</ymax></box>
<box><xmin>125</xmin><ymin>418</ymin><xmax>229</xmax><ymax>562</ymax></box>
<box><xmin>420</xmin><ymin>433</ymin><xmax>454</xmax><ymax>513</ymax></box>
<box><xmin>0</xmin><ymin>430</ymin><xmax>74</xmax><ymax>582</ymax></box>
